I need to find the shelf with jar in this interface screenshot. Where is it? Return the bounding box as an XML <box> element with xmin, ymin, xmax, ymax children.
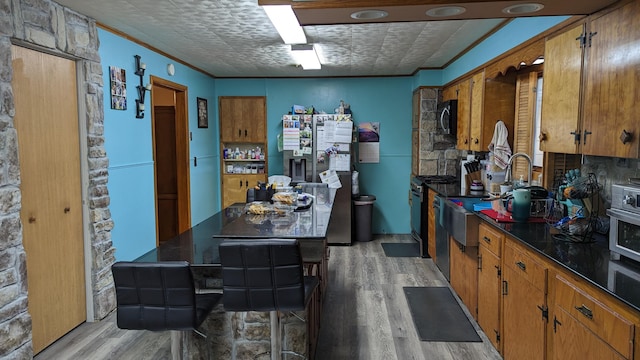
<box><xmin>221</xmin><ymin>142</ymin><xmax>268</xmax><ymax>175</ymax></box>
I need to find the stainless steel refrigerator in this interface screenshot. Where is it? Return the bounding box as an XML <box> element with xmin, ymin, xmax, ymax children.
<box><xmin>281</xmin><ymin>113</ymin><xmax>355</xmax><ymax>245</ymax></box>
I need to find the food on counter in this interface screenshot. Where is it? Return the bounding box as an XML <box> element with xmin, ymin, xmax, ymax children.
<box><xmin>272</xmin><ymin>192</ymin><xmax>296</xmax><ymax>205</ymax></box>
<box><xmin>247</xmin><ymin>202</ymin><xmax>271</xmax><ymax>215</ymax></box>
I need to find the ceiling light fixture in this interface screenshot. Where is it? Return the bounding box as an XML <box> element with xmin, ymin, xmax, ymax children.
<box><xmin>350</xmin><ymin>10</ymin><xmax>389</xmax><ymax>20</ymax></box>
<box><xmin>263</xmin><ymin>5</ymin><xmax>307</xmax><ymax>44</ymax></box>
<box><xmin>291</xmin><ymin>44</ymin><xmax>321</xmax><ymax>70</ymax></box>
<box><xmin>425</xmin><ymin>6</ymin><xmax>466</xmax><ymax>17</ymax></box>
<box><xmin>502</xmin><ymin>3</ymin><xmax>544</xmax><ymax>15</ymax></box>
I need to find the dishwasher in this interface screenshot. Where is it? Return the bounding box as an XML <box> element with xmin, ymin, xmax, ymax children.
<box><xmin>433</xmin><ymin>195</ymin><xmax>450</xmax><ymax>280</ymax></box>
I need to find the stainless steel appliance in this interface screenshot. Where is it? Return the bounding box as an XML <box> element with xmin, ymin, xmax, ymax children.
<box><xmin>282</xmin><ymin>114</ymin><xmax>355</xmax><ymax>245</ymax></box>
<box><xmin>437</xmin><ymin>100</ymin><xmax>457</xmax><ymax>135</ymax></box>
<box><xmin>607</xmin><ymin>183</ymin><xmax>640</xmax><ymax>262</ymax></box>
<box><xmin>433</xmin><ymin>195</ymin><xmax>449</xmax><ymax>280</ymax></box>
<box><xmin>410</xmin><ymin>175</ymin><xmax>456</xmax><ymax>258</ymax></box>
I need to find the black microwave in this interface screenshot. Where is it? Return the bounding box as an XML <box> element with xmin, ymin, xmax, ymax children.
<box><xmin>437</xmin><ymin>100</ymin><xmax>457</xmax><ymax>136</ymax></box>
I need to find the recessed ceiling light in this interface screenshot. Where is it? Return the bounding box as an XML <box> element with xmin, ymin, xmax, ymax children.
<box><xmin>350</xmin><ymin>10</ymin><xmax>389</xmax><ymax>20</ymax></box>
<box><xmin>425</xmin><ymin>6</ymin><xmax>466</xmax><ymax>17</ymax></box>
<box><xmin>502</xmin><ymin>3</ymin><xmax>544</xmax><ymax>14</ymax></box>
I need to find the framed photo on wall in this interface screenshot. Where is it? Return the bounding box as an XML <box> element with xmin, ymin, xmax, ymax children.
<box><xmin>197</xmin><ymin>97</ymin><xmax>208</xmax><ymax>128</ymax></box>
<box><xmin>109</xmin><ymin>66</ymin><xmax>127</xmax><ymax>110</ymax></box>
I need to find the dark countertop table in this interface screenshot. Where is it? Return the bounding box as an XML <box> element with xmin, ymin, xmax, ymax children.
<box><xmin>135</xmin><ymin>200</ymin><xmax>333</xmax><ymax>267</ymax></box>
<box><xmin>426</xmin><ymin>182</ymin><xmax>640</xmax><ymax>313</ymax></box>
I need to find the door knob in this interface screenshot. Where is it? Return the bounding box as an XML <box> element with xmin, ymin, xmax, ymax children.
<box><xmin>28</xmin><ymin>216</ymin><xmax>36</xmax><ymax>223</ymax></box>
<box><xmin>64</xmin><ymin>207</ymin><xmax>70</xmax><ymax>213</ymax></box>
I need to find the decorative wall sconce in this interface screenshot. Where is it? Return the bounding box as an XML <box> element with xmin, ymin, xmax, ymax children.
<box><xmin>134</xmin><ymin>55</ymin><xmax>151</xmax><ymax>118</ymax></box>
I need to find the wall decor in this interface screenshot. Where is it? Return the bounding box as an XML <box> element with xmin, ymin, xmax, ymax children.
<box><xmin>109</xmin><ymin>66</ymin><xmax>127</xmax><ymax>110</ymax></box>
<box><xmin>133</xmin><ymin>55</ymin><xmax>151</xmax><ymax>119</ymax></box>
<box><xmin>197</xmin><ymin>97</ymin><xmax>208</xmax><ymax>128</ymax></box>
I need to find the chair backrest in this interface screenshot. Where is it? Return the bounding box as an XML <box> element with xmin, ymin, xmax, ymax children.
<box><xmin>111</xmin><ymin>261</ymin><xmax>199</xmax><ymax>331</ymax></box>
<box><xmin>219</xmin><ymin>239</ymin><xmax>306</xmax><ymax>312</ymax></box>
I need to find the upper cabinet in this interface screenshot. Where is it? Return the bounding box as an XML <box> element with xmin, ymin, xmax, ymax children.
<box><xmin>539</xmin><ymin>23</ymin><xmax>584</xmax><ymax>154</ymax></box>
<box><xmin>581</xmin><ymin>1</ymin><xmax>640</xmax><ymax>158</ymax></box>
<box><xmin>450</xmin><ymin>70</ymin><xmax>516</xmax><ymax>152</ymax></box>
<box><xmin>541</xmin><ymin>1</ymin><xmax>640</xmax><ymax>158</ymax></box>
<box><xmin>219</xmin><ymin>96</ymin><xmax>267</xmax><ymax>143</ymax></box>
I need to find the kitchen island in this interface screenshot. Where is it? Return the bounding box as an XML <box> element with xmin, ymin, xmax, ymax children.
<box><xmin>135</xmin><ymin>197</ymin><xmax>334</xmax><ymax>360</ymax></box>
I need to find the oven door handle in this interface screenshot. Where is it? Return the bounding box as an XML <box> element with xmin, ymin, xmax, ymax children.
<box><xmin>607</xmin><ymin>208</ymin><xmax>640</xmax><ymax>224</ymax></box>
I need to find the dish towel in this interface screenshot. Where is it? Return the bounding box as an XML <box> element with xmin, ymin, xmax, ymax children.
<box><xmin>488</xmin><ymin>120</ymin><xmax>511</xmax><ymax>169</ymax></box>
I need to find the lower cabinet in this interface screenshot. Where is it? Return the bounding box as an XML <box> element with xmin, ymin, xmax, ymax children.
<box><xmin>222</xmin><ymin>174</ymin><xmax>266</xmax><ymax>208</ymax></box>
<box><xmin>550</xmin><ymin>274</ymin><xmax>634</xmax><ymax>360</ymax></box>
<box><xmin>449</xmin><ymin>236</ymin><xmax>478</xmax><ymax>319</ymax></box>
<box><xmin>478</xmin><ymin>244</ymin><xmax>501</xmax><ymax>350</ymax></box>
<box><xmin>501</xmin><ymin>239</ymin><xmax>548</xmax><ymax>360</ymax></box>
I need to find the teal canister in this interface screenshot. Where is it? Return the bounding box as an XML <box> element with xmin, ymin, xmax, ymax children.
<box><xmin>511</xmin><ymin>188</ymin><xmax>531</xmax><ymax>222</ymax></box>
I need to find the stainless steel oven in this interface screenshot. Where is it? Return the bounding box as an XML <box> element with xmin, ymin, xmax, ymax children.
<box><xmin>607</xmin><ymin>183</ymin><xmax>640</xmax><ymax>262</ymax></box>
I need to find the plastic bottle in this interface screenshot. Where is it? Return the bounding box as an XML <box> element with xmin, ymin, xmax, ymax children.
<box><xmin>235</xmin><ymin>147</ymin><xmax>240</xmax><ymax>159</ymax></box>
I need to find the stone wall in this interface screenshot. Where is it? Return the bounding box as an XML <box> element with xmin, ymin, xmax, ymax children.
<box><xmin>0</xmin><ymin>0</ymin><xmax>115</xmax><ymax>358</ymax></box>
<box><xmin>179</xmin><ymin>305</ymin><xmax>308</xmax><ymax>360</ymax></box>
<box><xmin>416</xmin><ymin>88</ymin><xmax>462</xmax><ymax>176</ymax></box>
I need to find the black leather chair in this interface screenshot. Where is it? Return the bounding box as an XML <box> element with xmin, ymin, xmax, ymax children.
<box><xmin>111</xmin><ymin>261</ymin><xmax>221</xmax><ymax>335</ymax></box>
<box><xmin>218</xmin><ymin>239</ymin><xmax>319</xmax><ymax>312</ymax></box>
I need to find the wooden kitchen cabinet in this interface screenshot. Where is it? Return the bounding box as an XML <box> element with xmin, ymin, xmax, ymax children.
<box><xmin>477</xmin><ymin>222</ymin><xmax>504</xmax><ymax>352</ymax></box>
<box><xmin>455</xmin><ymin>70</ymin><xmax>516</xmax><ymax>152</ymax></box>
<box><xmin>427</xmin><ymin>189</ymin><xmax>437</xmax><ymax>260</ymax></box>
<box><xmin>449</xmin><ymin>236</ymin><xmax>478</xmax><ymax>319</ymax></box>
<box><xmin>222</xmin><ymin>174</ymin><xmax>265</xmax><ymax>208</ymax></box>
<box><xmin>219</xmin><ymin>96</ymin><xmax>267</xmax><ymax>208</ymax></box>
<box><xmin>581</xmin><ymin>1</ymin><xmax>640</xmax><ymax>158</ymax></box>
<box><xmin>501</xmin><ymin>238</ymin><xmax>547</xmax><ymax>360</ymax></box>
<box><xmin>541</xmin><ymin>1</ymin><xmax>640</xmax><ymax>158</ymax></box>
<box><xmin>549</xmin><ymin>274</ymin><xmax>634</xmax><ymax>360</ymax></box>
<box><xmin>219</xmin><ymin>96</ymin><xmax>266</xmax><ymax>143</ymax></box>
<box><xmin>539</xmin><ymin>23</ymin><xmax>584</xmax><ymax>154</ymax></box>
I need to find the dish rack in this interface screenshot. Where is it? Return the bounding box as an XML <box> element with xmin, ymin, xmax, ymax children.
<box><xmin>544</xmin><ymin>173</ymin><xmax>602</xmax><ymax>243</ymax></box>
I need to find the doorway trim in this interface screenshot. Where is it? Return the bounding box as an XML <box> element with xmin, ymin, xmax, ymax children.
<box><xmin>150</xmin><ymin>76</ymin><xmax>192</xmax><ymax>242</ymax></box>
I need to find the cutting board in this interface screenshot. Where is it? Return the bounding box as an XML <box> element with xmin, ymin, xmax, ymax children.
<box><xmin>480</xmin><ymin>209</ymin><xmax>546</xmax><ymax>223</ymax></box>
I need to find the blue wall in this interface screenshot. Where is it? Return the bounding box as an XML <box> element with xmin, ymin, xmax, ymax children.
<box><xmin>100</xmin><ymin>29</ymin><xmax>218</xmax><ymax>260</ymax></box>
<box><xmin>216</xmin><ymin>77</ymin><xmax>415</xmax><ymax>234</ymax></box>
<box><xmin>100</xmin><ymin>16</ymin><xmax>568</xmax><ymax>260</ymax></box>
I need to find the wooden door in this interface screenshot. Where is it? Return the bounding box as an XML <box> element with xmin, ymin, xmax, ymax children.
<box><xmin>481</xmin><ymin>72</ymin><xmax>516</xmax><ymax>152</ymax></box>
<box><xmin>581</xmin><ymin>1</ymin><xmax>640</xmax><ymax>158</ymax></box>
<box><xmin>512</xmin><ymin>71</ymin><xmax>538</xmax><ymax>181</ymax></box>
<box><xmin>502</xmin><ymin>265</ymin><xmax>546</xmax><ymax>360</ymax></box>
<box><xmin>222</xmin><ymin>174</ymin><xmax>248</xmax><ymax>208</ymax></box>
<box><xmin>151</xmin><ymin>77</ymin><xmax>191</xmax><ymax>240</ymax></box>
<box><xmin>478</xmin><ymin>245</ymin><xmax>501</xmax><ymax>351</ymax></box>
<box><xmin>551</xmin><ymin>308</ymin><xmax>625</xmax><ymax>360</ymax></box>
<box><xmin>456</xmin><ymin>79</ymin><xmax>471</xmax><ymax>149</ymax></box>
<box><xmin>539</xmin><ymin>24</ymin><xmax>584</xmax><ymax>154</ymax></box>
<box><xmin>154</xmin><ymin>106</ymin><xmax>178</xmax><ymax>242</ymax></box>
<box><xmin>449</xmin><ymin>238</ymin><xmax>478</xmax><ymax>319</ymax></box>
<box><xmin>12</xmin><ymin>45</ymin><xmax>86</xmax><ymax>353</ymax></box>
<box><xmin>469</xmin><ymin>71</ymin><xmax>485</xmax><ymax>151</ymax></box>
<box><xmin>243</xmin><ymin>97</ymin><xmax>266</xmax><ymax>142</ymax></box>
<box><xmin>219</xmin><ymin>97</ymin><xmax>243</xmax><ymax>142</ymax></box>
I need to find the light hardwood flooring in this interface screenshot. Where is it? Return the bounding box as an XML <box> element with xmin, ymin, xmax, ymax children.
<box><xmin>35</xmin><ymin>234</ymin><xmax>501</xmax><ymax>360</ymax></box>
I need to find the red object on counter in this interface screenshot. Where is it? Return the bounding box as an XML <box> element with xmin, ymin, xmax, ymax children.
<box><xmin>480</xmin><ymin>209</ymin><xmax>546</xmax><ymax>223</ymax></box>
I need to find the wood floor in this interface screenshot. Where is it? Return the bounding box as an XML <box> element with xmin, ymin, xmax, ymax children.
<box><xmin>35</xmin><ymin>234</ymin><xmax>501</xmax><ymax>360</ymax></box>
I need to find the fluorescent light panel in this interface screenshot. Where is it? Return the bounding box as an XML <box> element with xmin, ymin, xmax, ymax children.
<box><xmin>263</xmin><ymin>5</ymin><xmax>307</xmax><ymax>44</ymax></box>
<box><xmin>291</xmin><ymin>44</ymin><xmax>321</xmax><ymax>70</ymax></box>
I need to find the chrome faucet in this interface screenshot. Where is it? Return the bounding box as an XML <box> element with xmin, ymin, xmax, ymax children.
<box><xmin>504</xmin><ymin>152</ymin><xmax>532</xmax><ymax>187</ymax></box>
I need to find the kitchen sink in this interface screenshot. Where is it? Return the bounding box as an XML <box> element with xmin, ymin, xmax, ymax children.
<box><xmin>444</xmin><ymin>198</ymin><xmax>481</xmax><ymax>247</ymax></box>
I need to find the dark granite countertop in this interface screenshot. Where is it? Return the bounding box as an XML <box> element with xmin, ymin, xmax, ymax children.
<box><xmin>135</xmin><ymin>199</ymin><xmax>331</xmax><ymax>267</ymax></box>
<box><xmin>427</xmin><ymin>181</ymin><xmax>640</xmax><ymax>312</ymax></box>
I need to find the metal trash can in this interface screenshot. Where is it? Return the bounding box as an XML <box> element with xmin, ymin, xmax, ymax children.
<box><xmin>353</xmin><ymin>195</ymin><xmax>376</xmax><ymax>242</ymax></box>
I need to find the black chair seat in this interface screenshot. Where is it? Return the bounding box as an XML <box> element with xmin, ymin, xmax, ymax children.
<box><xmin>219</xmin><ymin>239</ymin><xmax>319</xmax><ymax>312</ymax></box>
<box><xmin>111</xmin><ymin>261</ymin><xmax>221</xmax><ymax>332</ymax></box>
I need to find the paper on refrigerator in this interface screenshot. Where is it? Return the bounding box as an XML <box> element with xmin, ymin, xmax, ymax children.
<box><xmin>319</xmin><ymin>169</ymin><xmax>342</xmax><ymax>189</ymax></box>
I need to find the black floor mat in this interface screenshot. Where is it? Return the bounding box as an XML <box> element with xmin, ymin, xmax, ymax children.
<box><xmin>404</xmin><ymin>287</ymin><xmax>482</xmax><ymax>342</ymax></box>
<box><xmin>381</xmin><ymin>242</ymin><xmax>420</xmax><ymax>257</ymax></box>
